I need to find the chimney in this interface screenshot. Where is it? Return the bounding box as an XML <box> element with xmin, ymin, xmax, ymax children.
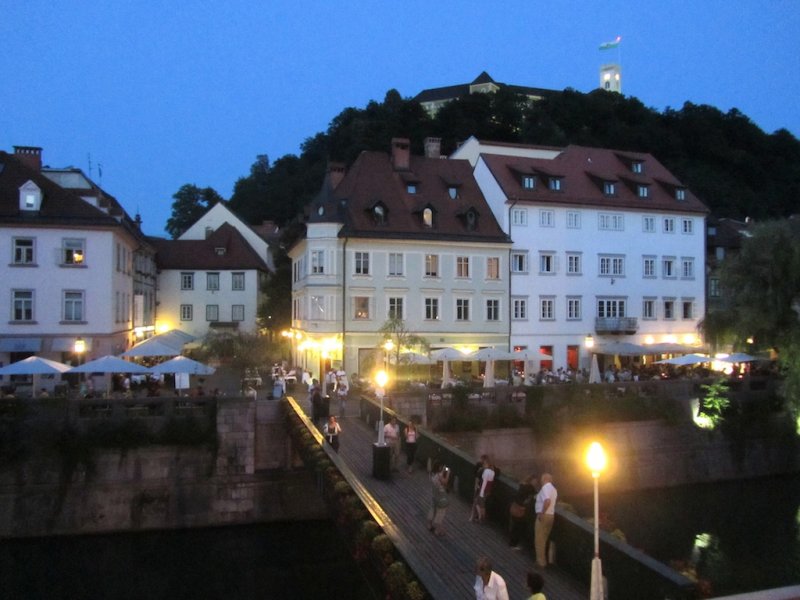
<box><xmin>13</xmin><ymin>146</ymin><xmax>43</xmax><ymax>171</ymax></box>
<box><xmin>424</xmin><ymin>137</ymin><xmax>441</xmax><ymax>159</ymax></box>
<box><xmin>390</xmin><ymin>138</ymin><xmax>410</xmax><ymax>171</ymax></box>
<box><xmin>326</xmin><ymin>162</ymin><xmax>346</xmax><ymax>190</ymax></box>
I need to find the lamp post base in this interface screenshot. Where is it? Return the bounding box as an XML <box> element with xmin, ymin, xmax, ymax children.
<box><xmin>590</xmin><ymin>557</ymin><xmax>604</xmax><ymax>600</ymax></box>
<box><xmin>372</xmin><ymin>443</ymin><xmax>391</xmax><ymax>480</ymax></box>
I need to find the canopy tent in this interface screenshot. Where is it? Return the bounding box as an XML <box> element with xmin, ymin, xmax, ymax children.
<box><xmin>655</xmin><ymin>353</ymin><xmax>711</xmax><ymax>366</ymax></box>
<box><xmin>0</xmin><ymin>356</ymin><xmax>72</xmax><ymax>396</ymax></box>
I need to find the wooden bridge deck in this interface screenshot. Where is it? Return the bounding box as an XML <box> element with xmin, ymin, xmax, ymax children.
<box><xmin>326</xmin><ymin>411</ymin><xmax>588</xmax><ymax>600</ymax></box>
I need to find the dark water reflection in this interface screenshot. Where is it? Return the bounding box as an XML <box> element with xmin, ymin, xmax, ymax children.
<box><xmin>0</xmin><ymin>520</ymin><xmax>373</xmax><ymax>600</ymax></box>
<box><xmin>571</xmin><ymin>474</ymin><xmax>800</xmax><ymax>596</ymax></box>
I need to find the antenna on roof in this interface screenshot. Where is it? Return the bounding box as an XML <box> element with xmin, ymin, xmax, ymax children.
<box><xmin>87</xmin><ymin>153</ymin><xmax>93</xmax><ymax>178</ymax></box>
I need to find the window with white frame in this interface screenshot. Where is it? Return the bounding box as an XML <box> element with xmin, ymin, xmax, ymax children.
<box><xmin>522</xmin><ymin>175</ymin><xmax>535</xmax><ymax>189</ymax></box>
<box><xmin>599</xmin><ymin>213</ymin><xmax>624</xmax><ymax>231</ymax></box>
<box><xmin>486</xmin><ymin>257</ymin><xmax>500</xmax><ymax>280</ymax></box>
<box><xmin>643</xmin><ymin>216</ymin><xmax>656</xmax><ymax>233</ymax></box>
<box><xmin>206</xmin><ymin>304</ymin><xmax>219</xmax><ymax>321</ymax></box>
<box><xmin>675</xmin><ymin>188</ymin><xmax>686</xmax><ymax>201</ymax></box>
<box><xmin>539</xmin><ymin>297</ymin><xmax>555</xmax><ymax>320</ymax></box>
<box><xmin>232</xmin><ymin>272</ymin><xmax>245</xmax><ymax>291</ymax></box>
<box><xmin>180</xmin><ymin>304</ymin><xmax>193</xmax><ymax>321</ymax></box>
<box><xmin>456</xmin><ymin>256</ymin><xmax>470</xmax><ymax>278</ymax></box>
<box><xmin>632</xmin><ymin>161</ymin><xmax>644</xmax><ymax>174</ymax></box>
<box><xmin>539</xmin><ymin>209</ymin><xmax>555</xmax><ymax>227</ymax></box>
<box><xmin>643</xmin><ymin>256</ymin><xmax>656</xmax><ymax>278</ymax></box>
<box><xmin>642</xmin><ymin>298</ymin><xmax>656</xmax><ymax>320</ymax></box>
<box><xmin>637</xmin><ymin>184</ymin><xmax>650</xmax><ymax>198</ymax></box>
<box><xmin>548</xmin><ymin>177</ymin><xmax>562</xmax><ymax>191</ymax></box>
<box><xmin>425</xmin><ymin>254</ymin><xmax>439</xmax><ymax>277</ymax></box>
<box><xmin>663</xmin><ymin>217</ymin><xmax>675</xmax><ymax>233</ymax></box>
<box><xmin>512</xmin><ymin>298</ymin><xmax>527</xmax><ymax>320</ymax></box>
<box><xmin>597</xmin><ymin>298</ymin><xmax>626</xmax><ymax>318</ymax></box>
<box><xmin>354</xmin><ymin>296</ymin><xmax>370</xmax><ymax>320</ymax></box>
<box><xmin>207</xmin><ymin>272</ymin><xmax>220</xmax><ymax>291</ymax></box>
<box><xmin>682</xmin><ymin>218</ymin><xmax>693</xmax><ymax>234</ymax></box>
<box><xmin>566</xmin><ymin>211</ymin><xmax>581</xmax><ymax>229</ymax></box>
<box><xmin>663</xmin><ymin>257</ymin><xmax>676</xmax><ymax>278</ymax></box>
<box><xmin>424</xmin><ymin>297</ymin><xmax>439</xmax><ymax>320</ymax></box>
<box><xmin>599</xmin><ymin>255</ymin><xmax>625</xmax><ymax>276</ymax></box>
<box><xmin>232</xmin><ymin>304</ymin><xmax>245</xmax><ymax>321</ymax></box>
<box><xmin>13</xmin><ymin>238</ymin><xmax>35</xmax><ymax>264</ymax></box>
<box><xmin>682</xmin><ymin>299</ymin><xmax>695</xmax><ymax>320</ymax></box>
<box><xmin>388</xmin><ymin>297</ymin><xmax>404</xmax><ymax>319</ymax></box>
<box><xmin>12</xmin><ymin>289</ymin><xmax>33</xmax><ymax>321</ymax></box>
<box><xmin>388</xmin><ymin>252</ymin><xmax>404</xmax><ymax>277</ymax></box>
<box><xmin>681</xmin><ymin>258</ymin><xmax>695</xmax><ymax>279</ymax></box>
<box><xmin>539</xmin><ymin>252</ymin><xmax>556</xmax><ymax>274</ymax></box>
<box><xmin>423</xmin><ymin>208</ymin><xmax>434</xmax><ymax>227</ymax></box>
<box><xmin>63</xmin><ymin>290</ymin><xmax>84</xmax><ymax>322</ymax></box>
<box><xmin>354</xmin><ymin>251</ymin><xmax>370</xmax><ymax>275</ymax></box>
<box><xmin>62</xmin><ymin>238</ymin><xmax>85</xmax><ymax>265</ymax></box>
<box><xmin>603</xmin><ymin>181</ymin><xmax>616</xmax><ymax>196</ymax></box>
<box><xmin>456</xmin><ymin>298</ymin><xmax>470</xmax><ymax>321</ymax></box>
<box><xmin>567</xmin><ymin>297</ymin><xmax>581</xmax><ymax>320</ymax></box>
<box><xmin>663</xmin><ymin>299</ymin><xmax>675</xmax><ymax>320</ymax></box>
<box><xmin>486</xmin><ymin>299</ymin><xmax>500</xmax><ymax>321</ymax></box>
<box><xmin>511</xmin><ymin>252</ymin><xmax>527</xmax><ymax>273</ymax></box>
<box><xmin>511</xmin><ymin>208</ymin><xmax>528</xmax><ymax>226</ymax></box>
<box><xmin>311</xmin><ymin>250</ymin><xmax>324</xmax><ymax>274</ymax></box>
<box><xmin>311</xmin><ymin>296</ymin><xmax>325</xmax><ymax>319</ymax></box>
<box><xmin>181</xmin><ymin>272</ymin><xmax>194</xmax><ymax>290</ymax></box>
<box><xmin>566</xmin><ymin>253</ymin><xmax>582</xmax><ymax>275</ymax></box>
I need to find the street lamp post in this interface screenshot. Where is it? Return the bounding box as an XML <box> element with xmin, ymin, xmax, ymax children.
<box><xmin>375</xmin><ymin>369</ymin><xmax>388</xmax><ymax>445</ymax></box>
<box><xmin>372</xmin><ymin>369</ymin><xmax>391</xmax><ymax>479</ymax></box>
<box><xmin>74</xmin><ymin>337</ymin><xmax>86</xmax><ymax>395</ymax></box>
<box><xmin>587</xmin><ymin>441</ymin><xmax>608</xmax><ymax>600</ymax></box>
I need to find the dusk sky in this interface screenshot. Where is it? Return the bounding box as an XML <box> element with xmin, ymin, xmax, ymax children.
<box><xmin>2</xmin><ymin>1</ymin><xmax>798</xmax><ymax>237</ymax></box>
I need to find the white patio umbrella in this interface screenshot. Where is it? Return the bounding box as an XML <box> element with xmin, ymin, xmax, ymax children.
<box><xmin>68</xmin><ymin>355</ymin><xmax>151</xmax><ymax>395</ymax></box>
<box><xmin>645</xmin><ymin>342</ymin><xmax>703</xmax><ymax>355</ymax></box>
<box><xmin>471</xmin><ymin>348</ymin><xmax>516</xmax><ymax>388</ymax></box>
<box><xmin>150</xmin><ymin>356</ymin><xmax>216</xmax><ymax>375</ymax></box>
<box><xmin>589</xmin><ymin>354</ymin><xmax>602</xmax><ymax>383</ymax></box>
<box><xmin>430</xmin><ymin>347</ymin><xmax>471</xmax><ymax>388</ymax></box>
<box><xmin>655</xmin><ymin>353</ymin><xmax>711</xmax><ymax>366</ymax></box>
<box><xmin>510</xmin><ymin>349</ymin><xmax>553</xmax><ymax>385</ymax></box>
<box><xmin>0</xmin><ymin>356</ymin><xmax>72</xmax><ymax>396</ymax></box>
<box><xmin>121</xmin><ymin>338</ymin><xmax>182</xmax><ymax>357</ymax></box>
<box><xmin>715</xmin><ymin>352</ymin><xmax>757</xmax><ymax>363</ymax></box>
<box><xmin>593</xmin><ymin>341</ymin><xmax>648</xmax><ymax>356</ymax></box>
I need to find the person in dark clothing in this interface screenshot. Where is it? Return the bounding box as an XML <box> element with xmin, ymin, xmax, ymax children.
<box><xmin>509</xmin><ymin>474</ymin><xmax>538</xmax><ymax>549</ymax></box>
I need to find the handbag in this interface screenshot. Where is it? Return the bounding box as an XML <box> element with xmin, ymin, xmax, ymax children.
<box><xmin>509</xmin><ymin>502</ymin><xmax>526</xmax><ymax>518</ymax></box>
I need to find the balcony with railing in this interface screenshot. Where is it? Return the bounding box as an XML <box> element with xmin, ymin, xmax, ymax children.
<box><xmin>595</xmin><ymin>316</ymin><xmax>638</xmax><ymax>334</ymax></box>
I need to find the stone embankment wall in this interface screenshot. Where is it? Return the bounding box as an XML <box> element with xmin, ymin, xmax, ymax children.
<box><xmin>445</xmin><ymin>415</ymin><xmax>800</xmax><ymax>497</ymax></box>
<box><xmin>0</xmin><ymin>398</ymin><xmax>324</xmax><ymax>538</ymax></box>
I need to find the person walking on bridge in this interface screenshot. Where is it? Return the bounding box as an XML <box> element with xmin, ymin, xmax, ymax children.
<box><xmin>473</xmin><ymin>556</ymin><xmax>509</xmax><ymax>600</ymax></box>
<box><xmin>534</xmin><ymin>473</ymin><xmax>557</xmax><ymax>568</ymax></box>
<box><xmin>427</xmin><ymin>461</ymin><xmax>450</xmax><ymax>537</ymax></box>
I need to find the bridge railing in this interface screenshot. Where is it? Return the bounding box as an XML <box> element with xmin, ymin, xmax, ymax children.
<box><xmin>357</xmin><ymin>394</ymin><xmax>697</xmax><ymax>600</ymax></box>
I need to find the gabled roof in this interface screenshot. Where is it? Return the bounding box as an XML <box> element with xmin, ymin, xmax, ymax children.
<box><xmin>149</xmin><ymin>222</ymin><xmax>270</xmax><ymax>271</ymax></box>
<box><xmin>481</xmin><ymin>145</ymin><xmax>709</xmax><ymax>214</ymax></box>
<box><xmin>0</xmin><ymin>151</ymin><xmax>138</xmax><ymax>228</ymax></box>
<box><xmin>414</xmin><ymin>71</ymin><xmax>556</xmax><ymax>104</ymax></box>
<box><xmin>308</xmin><ymin>147</ymin><xmax>509</xmax><ymax>243</ymax></box>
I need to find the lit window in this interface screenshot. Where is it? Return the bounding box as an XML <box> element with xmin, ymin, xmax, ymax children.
<box><xmin>423</xmin><ymin>208</ymin><xmax>434</xmax><ymax>227</ymax></box>
<box><xmin>354</xmin><ymin>297</ymin><xmax>370</xmax><ymax>320</ymax></box>
<box><xmin>62</xmin><ymin>238</ymin><xmax>85</xmax><ymax>265</ymax></box>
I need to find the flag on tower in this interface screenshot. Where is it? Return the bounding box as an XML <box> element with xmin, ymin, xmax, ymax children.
<box><xmin>599</xmin><ymin>36</ymin><xmax>622</xmax><ymax>50</ymax></box>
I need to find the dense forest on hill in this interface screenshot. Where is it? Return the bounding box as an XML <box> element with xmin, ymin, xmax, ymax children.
<box><xmin>224</xmin><ymin>87</ymin><xmax>800</xmax><ymax>228</ymax></box>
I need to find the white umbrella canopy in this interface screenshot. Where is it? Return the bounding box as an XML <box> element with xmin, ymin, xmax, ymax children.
<box><xmin>68</xmin><ymin>355</ymin><xmax>151</xmax><ymax>374</ymax></box>
<box><xmin>121</xmin><ymin>338</ymin><xmax>183</xmax><ymax>357</ymax></box>
<box><xmin>715</xmin><ymin>352</ymin><xmax>757</xmax><ymax>363</ymax></box>
<box><xmin>645</xmin><ymin>342</ymin><xmax>703</xmax><ymax>355</ymax></box>
<box><xmin>431</xmin><ymin>348</ymin><xmax>471</xmax><ymax>388</ymax></box>
<box><xmin>0</xmin><ymin>356</ymin><xmax>72</xmax><ymax>375</ymax></box>
<box><xmin>151</xmin><ymin>356</ymin><xmax>215</xmax><ymax>375</ymax></box>
<box><xmin>655</xmin><ymin>353</ymin><xmax>711</xmax><ymax>366</ymax></box>
<box><xmin>589</xmin><ymin>354</ymin><xmax>602</xmax><ymax>383</ymax></box>
<box><xmin>471</xmin><ymin>347</ymin><xmax>517</xmax><ymax>361</ymax></box>
<box><xmin>593</xmin><ymin>341</ymin><xmax>649</xmax><ymax>356</ymax></box>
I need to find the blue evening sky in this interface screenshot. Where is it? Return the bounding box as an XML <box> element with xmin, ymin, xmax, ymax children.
<box><xmin>2</xmin><ymin>1</ymin><xmax>798</xmax><ymax>236</ymax></box>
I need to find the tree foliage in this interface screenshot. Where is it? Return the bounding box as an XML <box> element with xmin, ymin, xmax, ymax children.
<box><xmin>165</xmin><ymin>184</ymin><xmax>224</xmax><ymax>239</ymax></box>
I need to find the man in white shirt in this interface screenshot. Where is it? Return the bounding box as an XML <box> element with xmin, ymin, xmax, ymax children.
<box><xmin>383</xmin><ymin>417</ymin><xmax>400</xmax><ymax>470</ymax></box>
<box><xmin>534</xmin><ymin>472</ymin><xmax>558</xmax><ymax>567</ymax></box>
<box><xmin>474</xmin><ymin>556</ymin><xmax>509</xmax><ymax>600</ymax></box>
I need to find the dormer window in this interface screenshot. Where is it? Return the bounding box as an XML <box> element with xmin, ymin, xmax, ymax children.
<box><xmin>448</xmin><ymin>186</ymin><xmax>459</xmax><ymax>199</ymax></box>
<box><xmin>215</xmin><ymin>247</ymin><xmax>226</xmax><ymax>256</ymax></box>
<box><xmin>371</xmin><ymin>202</ymin><xmax>388</xmax><ymax>225</ymax></box>
<box><xmin>548</xmin><ymin>177</ymin><xmax>562</xmax><ymax>191</ymax></box>
<box><xmin>423</xmin><ymin>207</ymin><xmax>434</xmax><ymax>227</ymax></box>
<box><xmin>675</xmin><ymin>187</ymin><xmax>686</xmax><ymax>201</ymax></box>
<box><xmin>631</xmin><ymin>161</ymin><xmax>644</xmax><ymax>174</ymax></box>
<box><xmin>603</xmin><ymin>181</ymin><xmax>616</xmax><ymax>196</ymax></box>
<box><xmin>19</xmin><ymin>180</ymin><xmax>42</xmax><ymax>211</ymax></box>
<box><xmin>522</xmin><ymin>175</ymin><xmax>535</xmax><ymax>190</ymax></box>
<box><xmin>465</xmin><ymin>208</ymin><xmax>478</xmax><ymax>231</ymax></box>
<box><xmin>637</xmin><ymin>184</ymin><xmax>650</xmax><ymax>198</ymax></box>
<box><xmin>407</xmin><ymin>183</ymin><xmax>417</xmax><ymax>194</ymax></box>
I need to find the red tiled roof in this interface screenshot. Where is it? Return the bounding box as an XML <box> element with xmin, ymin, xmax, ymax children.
<box><xmin>149</xmin><ymin>222</ymin><xmax>270</xmax><ymax>271</ymax></box>
<box><xmin>309</xmin><ymin>149</ymin><xmax>509</xmax><ymax>243</ymax></box>
<box><xmin>481</xmin><ymin>145</ymin><xmax>709</xmax><ymax>214</ymax></box>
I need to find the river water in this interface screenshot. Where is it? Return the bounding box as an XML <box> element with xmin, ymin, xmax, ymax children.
<box><xmin>0</xmin><ymin>520</ymin><xmax>373</xmax><ymax>600</ymax></box>
<box><xmin>571</xmin><ymin>474</ymin><xmax>800</xmax><ymax>597</ymax></box>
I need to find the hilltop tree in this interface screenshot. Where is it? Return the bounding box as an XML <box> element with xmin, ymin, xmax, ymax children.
<box><xmin>165</xmin><ymin>184</ymin><xmax>224</xmax><ymax>239</ymax></box>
